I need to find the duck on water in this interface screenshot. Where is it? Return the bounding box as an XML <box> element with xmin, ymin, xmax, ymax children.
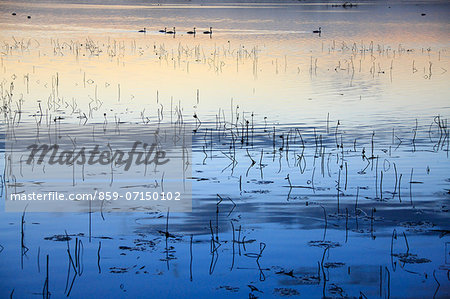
<box><xmin>203</xmin><ymin>27</ymin><xmax>212</xmax><ymax>34</ymax></box>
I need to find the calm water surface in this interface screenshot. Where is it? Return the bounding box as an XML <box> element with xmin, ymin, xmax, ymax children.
<box><xmin>0</xmin><ymin>1</ymin><xmax>449</xmax><ymax>298</ymax></box>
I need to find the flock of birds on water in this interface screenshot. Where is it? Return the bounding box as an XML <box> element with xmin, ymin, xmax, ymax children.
<box><xmin>137</xmin><ymin>26</ymin><xmax>322</xmax><ymax>35</ymax></box>
<box><xmin>138</xmin><ymin>26</ymin><xmax>212</xmax><ymax>35</ymax></box>
<box><xmin>9</xmin><ymin>11</ymin><xmax>322</xmax><ymax>36</ymax></box>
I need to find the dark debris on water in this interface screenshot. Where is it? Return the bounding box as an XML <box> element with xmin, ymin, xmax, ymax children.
<box><xmin>308</xmin><ymin>240</ymin><xmax>342</xmax><ymax>248</ymax></box>
<box><xmin>44</xmin><ymin>233</ymin><xmax>84</xmax><ymax>242</ymax></box>
<box><xmin>273</xmin><ymin>287</ymin><xmax>300</xmax><ymax>296</ymax></box>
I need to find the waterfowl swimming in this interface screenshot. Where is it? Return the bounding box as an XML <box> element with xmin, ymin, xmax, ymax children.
<box><xmin>12</xmin><ymin>12</ymin><xmax>16</xmax><ymax>16</ymax></box>
<box><xmin>159</xmin><ymin>27</ymin><xmax>166</xmax><ymax>33</ymax></box>
<box><xmin>203</xmin><ymin>27</ymin><xmax>212</xmax><ymax>34</ymax></box>
<box><xmin>313</xmin><ymin>27</ymin><xmax>321</xmax><ymax>33</ymax></box>
<box><xmin>187</xmin><ymin>27</ymin><xmax>196</xmax><ymax>35</ymax></box>
<box><xmin>138</xmin><ymin>28</ymin><xmax>146</xmax><ymax>33</ymax></box>
<box><xmin>166</xmin><ymin>27</ymin><xmax>176</xmax><ymax>34</ymax></box>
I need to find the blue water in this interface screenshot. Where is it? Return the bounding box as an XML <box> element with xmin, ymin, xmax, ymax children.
<box><xmin>0</xmin><ymin>1</ymin><xmax>449</xmax><ymax>298</ymax></box>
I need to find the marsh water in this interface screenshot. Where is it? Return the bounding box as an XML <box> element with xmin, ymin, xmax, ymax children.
<box><xmin>0</xmin><ymin>0</ymin><xmax>449</xmax><ymax>298</ymax></box>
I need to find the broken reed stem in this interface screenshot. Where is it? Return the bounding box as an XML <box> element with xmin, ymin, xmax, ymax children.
<box><xmin>344</xmin><ymin>162</ymin><xmax>348</xmax><ymax>190</ymax></box>
<box><xmin>89</xmin><ymin>199</ymin><xmax>92</xmax><ymax>243</ymax></box>
<box><xmin>42</xmin><ymin>254</ymin><xmax>49</xmax><ymax>299</ymax></box>
<box><xmin>345</xmin><ymin>208</ymin><xmax>349</xmax><ymax>243</ymax></box>
<box><xmin>393</xmin><ymin>163</ymin><xmax>398</xmax><ymax>200</ymax></box>
<box><xmin>97</xmin><ymin>241</ymin><xmax>102</xmax><ymax>273</ymax></box>
<box><xmin>380</xmin><ymin>170</ymin><xmax>383</xmax><ymax>200</ymax></box>
<box><xmin>337</xmin><ymin>169</ymin><xmax>340</xmax><ymax>213</ymax></box>
<box><xmin>355</xmin><ymin>187</ymin><xmax>359</xmax><ymax>230</ymax></box>
<box><xmin>370</xmin><ymin>208</ymin><xmax>374</xmax><ymax>239</ymax></box>
<box><xmin>190</xmin><ymin>235</ymin><xmax>193</xmax><ymax>281</ymax></box>
<box><xmin>321</xmin><ymin>205</ymin><xmax>327</xmax><ymax>241</ymax></box>
<box><xmin>375</xmin><ymin>156</ymin><xmax>379</xmax><ymax>199</ymax></box>
<box><xmin>409</xmin><ymin>168</ymin><xmax>414</xmax><ymax>207</ymax></box>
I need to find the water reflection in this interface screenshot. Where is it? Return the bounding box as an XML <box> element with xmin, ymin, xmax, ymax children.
<box><xmin>0</xmin><ymin>1</ymin><xmax>449</xmax><ymax>298</ymax></box>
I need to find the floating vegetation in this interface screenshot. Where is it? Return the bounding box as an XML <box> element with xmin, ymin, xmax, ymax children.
<box><xmin>216</xmin><ymin>285</ymin><xmax>239</xmax><ymax>292</ymax></box>
<box><xmin>273</xmin><ymin>287</ymin><xmax>300</xmax><ymax>296</ymax></box>
<box><xmin>109</xmin><ymin>267</ymin><xmax>129</xmax><ymax>274</ymax></box>
<box><xmin>328</xmin><ymin>284</ymin><xmax>346</xmax><ymax>296</ymax></box>
<box><xmin>323</xmin><ymin>262</ymin><xmax>345</xmax><ymax>269</ymax></box>
<box><xmin>44</xmin><ymin>233</ymin><xmax>84</xmax><ymax>242</ymax></box>
<box><xmin>308</xmin><ymin>241</ymin><xmax>342</xmax><ymax>248</ymax></box>
<box><xmin>399</xmin><ymin>221</ymin><xmax>435</xmax><ymax>232</ymax></box>
<box><xmin>392</xmin><ymin>253</ymin><xmax>431</xmax><ymax>264</ymax></box>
